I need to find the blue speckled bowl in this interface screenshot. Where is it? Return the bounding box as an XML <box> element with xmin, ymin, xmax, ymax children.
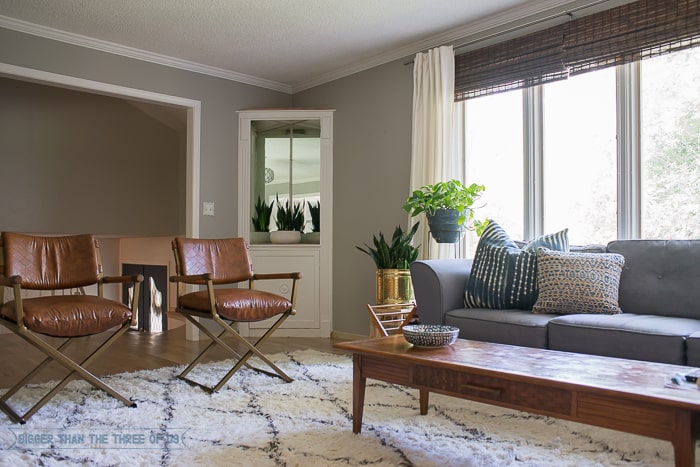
<box><xmin>402</xmin><ymin>325</ymin><xmax>459</xmax><ymax>347</ymax></box>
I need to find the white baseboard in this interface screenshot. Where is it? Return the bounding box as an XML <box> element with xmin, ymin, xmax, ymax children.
<box><xmin>331</xmin><ymin>330</ymin><xmax>367</xmax><ymax>341</ymax></box>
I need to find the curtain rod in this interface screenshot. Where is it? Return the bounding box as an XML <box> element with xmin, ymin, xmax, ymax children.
<box><xmin>404</xmin><ymin>0</ymin><xmax>613</xmax><ymax>65</ymax></box>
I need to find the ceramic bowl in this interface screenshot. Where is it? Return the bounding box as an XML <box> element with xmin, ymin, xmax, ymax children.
<box><xmin>402</xmin><ymin>324</ymin><xmax>459</xmax><ymax>348</ymax></box>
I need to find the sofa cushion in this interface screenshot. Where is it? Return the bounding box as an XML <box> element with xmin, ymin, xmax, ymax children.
<box><xmin>548</xmin><ymin>313</ymin><xmax>700</xmax><ymax>365</ymax></box>
<box><xmin>685</xmin><ymin>332</ymin><xmax>700</xmax><ymax>367</ymax></box>
<box><xmin>570</xmin><ymin>244</ymin><xmax>607</xmax><ymax>254</ymax></box>
<box><xmin>607</xmin><ymin>240</ymin><xmax>700</xmax><ymax>319</ymax></box>
<box><xmin>465</xmin><ymin>221</ymin><xmax>568</xmax><ymax>310</ymax></box>
<box><xmin>532</xmin><ymin>249</ymin><xmax>625</xmax><ymax>315</ymax></box>
<box><xmin>445</xmin><ymin>307</ymin><xmax>556</xmax><ymax>349</ymax></box>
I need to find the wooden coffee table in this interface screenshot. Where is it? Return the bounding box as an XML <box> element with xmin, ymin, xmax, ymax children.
<box><xmin>335</xmin><ymin>335</ymin><xmax>700</xmax><ymax>467</ymax></box>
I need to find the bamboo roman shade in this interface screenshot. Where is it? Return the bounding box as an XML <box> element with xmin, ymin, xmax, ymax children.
<box><xmin>454</xmin><ymin>0</ymin><xmax>700</xmax><ymax>101</ymax></box>
<box><xmin>454</xmin><ymin>26</ymin><xmax>568</xmax><ymax>100</ymax></box>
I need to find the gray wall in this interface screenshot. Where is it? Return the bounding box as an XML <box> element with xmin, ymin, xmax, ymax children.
<box><xmin>0</xmin><ymin>27</ymin><xmax>414</xmax><ymax>336</ymax></box>
<box><xmin>293</xmin><ymin>60</ymin><xmax>415</xmax><ymax>336</ymax></box>
<box><xmin>0</xmin><ymin>77</ymin><xmax>186</xmax><ymax>236</ymax></box>
<box><xmin>0</xmin><ymin>27</ymin><xmax>293</xmax><ymax>239</ymax></box>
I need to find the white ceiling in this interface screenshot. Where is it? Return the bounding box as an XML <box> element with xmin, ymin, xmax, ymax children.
<box><xmin>0</xmin><ymin>0</ymin><xmax>588</xmax><ymax>93</ymax></box>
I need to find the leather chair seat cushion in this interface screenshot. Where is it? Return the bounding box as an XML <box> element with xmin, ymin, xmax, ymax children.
<box><xmin>179</xmin><ymin>288</ymin><xmax>292</xmax><ymax>321</ymax></box>
<box><xmin>1</xmin><ymin>295</ymin><xmax>132</xmax><ymax>337</ymax></box>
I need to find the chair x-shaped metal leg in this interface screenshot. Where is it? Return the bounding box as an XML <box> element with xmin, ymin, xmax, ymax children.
<box><xmin>0</xmin><ymin>323</ymin><xmax>136</xmax><ymax>424</ymax></box>
<box><xmin>177</xmin><ymin>311</ymin><xmax>293</xmax><ymax>393</ymax></box>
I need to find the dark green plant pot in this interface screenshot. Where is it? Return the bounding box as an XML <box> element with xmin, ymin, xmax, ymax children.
<box><xmin>427</xmin><ymin>209</ymin><xmax>463</xmax><ymax>243</ymax></box>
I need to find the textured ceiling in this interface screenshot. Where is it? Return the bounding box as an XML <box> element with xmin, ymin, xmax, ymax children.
<box><xmin>0</xmin><ymin>0</ymin><xmax>584</xmax><ymax>92</ymax></box>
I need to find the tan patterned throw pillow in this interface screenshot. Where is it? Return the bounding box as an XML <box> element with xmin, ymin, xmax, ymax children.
<box><xmin>532</xmin><ymin>249</ymin><xmax>625</xmax><ymax>315</ymax></box>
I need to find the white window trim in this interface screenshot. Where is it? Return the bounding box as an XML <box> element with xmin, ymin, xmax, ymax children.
<box><xmin>522</xmin><ymin>86</ymin><xmax>544</xmax><ymax>240</ymax></box>
<box><xmin>616</xmin><ymin>62</ymin><xmax>642</xmax><ymax>240</ymax></box>
<box><xmin>516</xmin><ymin>63</ymin><xmax>645</xmax><ymax>241</ymax></box>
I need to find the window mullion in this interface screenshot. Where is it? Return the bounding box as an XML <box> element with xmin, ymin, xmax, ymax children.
<box><xmin>523</xmin><ymin>86</ymin><xmax>543</xmax><ymax>240</ymax></box>
<box><xmin>616</xmin><ymin>62</ymin><xmax>642</xmax><ymax>240</ymax></box>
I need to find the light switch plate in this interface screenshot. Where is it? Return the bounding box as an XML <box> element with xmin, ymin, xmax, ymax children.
<box><xmin>203</xmin><ymin>202</ymin><xmax>215</xmax><ymax>216</ymax></box>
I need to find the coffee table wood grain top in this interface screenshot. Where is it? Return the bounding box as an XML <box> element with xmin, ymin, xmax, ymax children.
<box><xmin>335</xmin><ymin>335</ymin><xmax>700</xmax><ymax>466</ymax></box>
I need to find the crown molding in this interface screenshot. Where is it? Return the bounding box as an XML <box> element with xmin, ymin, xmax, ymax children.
<box><xmin>0</xmin><ymin>15</ymin><xmax>293</xmax><ymax>94</ymax></box>
<box><xmin>291</xmin><ymin>0</ymin><xmax>607</xmax><ymax>93</ymax></box>
<box><xmin>1</xmin><ymin>0</ymin><xmax>617</xmax><ymax>95</ymax></box>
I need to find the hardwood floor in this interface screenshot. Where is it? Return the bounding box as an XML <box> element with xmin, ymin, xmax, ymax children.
<box><xmin>0</xmin><ymin>313</ymin><xmax>350</xmax><ymax>387</ymax></box>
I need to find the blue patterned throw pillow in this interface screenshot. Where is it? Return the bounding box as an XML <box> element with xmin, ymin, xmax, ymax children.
<box><xmin>465</xmin><ymin>221</ymin><xmax>569</xmax><ymax>310</ymax></box>
<box><xmin>532</xmin><ymin>249</ymin><xmax>625</xmax><ymax>315</ymax></box>
<box><xmin>523</xmin><ymin>229</ymin><xmax>569</xmax><ymax>252</ymax></box>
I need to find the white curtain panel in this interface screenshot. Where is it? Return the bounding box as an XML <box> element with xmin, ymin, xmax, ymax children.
<box><xmin>410</xmin><ymin>45</ymin><xmax>465</xmax><ymax>259</ymax></box>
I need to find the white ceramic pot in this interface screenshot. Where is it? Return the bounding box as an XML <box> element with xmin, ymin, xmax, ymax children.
<box><xmin>270</xmin><ymin>230</ymin><xmax>302</xmax><ymax>244</ymax></box>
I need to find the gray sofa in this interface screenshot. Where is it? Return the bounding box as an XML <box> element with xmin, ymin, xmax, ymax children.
<box><xmin>410</xmin><ymin>240</ymin><xmax>700</xmax><ymax>366</ymax></box>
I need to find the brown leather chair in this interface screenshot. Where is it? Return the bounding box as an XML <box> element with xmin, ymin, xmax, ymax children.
<box><xmin>0</xmin><ymin>232</ymin><xmax>143</xmax><ymax>423</ymax></box>
<box><xmin>171</xmin><ymin>237</ymin><xmax>301</xmax><ymax>393</ymax></box>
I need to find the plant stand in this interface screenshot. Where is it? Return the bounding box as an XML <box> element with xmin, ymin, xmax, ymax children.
<box><xmin>426</xmin><ymin>232</ymin><xmax>465</xmax><ymax>259</ymax></box>
<box><xmin>366</xmin><ymin>303</ymin><xmax>418</xmax><ymax>337</ymax></box>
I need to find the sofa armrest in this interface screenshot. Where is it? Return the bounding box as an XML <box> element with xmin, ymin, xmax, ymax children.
<box><xmin>410</xmin><ymin>259</ymin><xmax>472</xmax><ymax>325</ymax></box>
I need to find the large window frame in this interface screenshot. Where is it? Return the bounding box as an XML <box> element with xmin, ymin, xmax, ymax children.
<box><xmin>456</xmin><ymin>0</ymin><xmax>700</xmax><ymax>245</ymax></box>
<box><xmin>504</xmin><ymin>61</ymin><xmax>645</xmax><ymax>242</ymax></box>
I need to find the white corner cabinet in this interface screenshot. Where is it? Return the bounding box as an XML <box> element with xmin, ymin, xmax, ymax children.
<box><xmin>237</xmin><ymin>109</ymin><xmax>333</xmax><ymax>337</ymax></box>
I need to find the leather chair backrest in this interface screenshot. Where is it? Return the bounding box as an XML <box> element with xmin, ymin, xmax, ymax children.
<box><xmin>174</xmin><ymin>237</ymin><xmax>253</xmax><ymax>284</ymax></box>
<box><xmin>1</xmin><ymin>232</ymin><xmax>100</xmax><ymax>290</ymax></box>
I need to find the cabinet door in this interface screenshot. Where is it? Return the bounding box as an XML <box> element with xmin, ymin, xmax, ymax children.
<box><xmin>248</xmin><ymin>248</ymin><xmax>319</xmax><ymax>332</ymax></box>
<box><xmin>238</xmin><ymin>110</ymin><xmax>333</xmax><ymax>338</ymax></box>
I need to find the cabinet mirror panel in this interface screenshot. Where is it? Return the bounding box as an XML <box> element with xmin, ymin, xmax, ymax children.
<box><xmin>250</xmin><ymin>119</ymin><xmax>321</xmax><ymax>240</ymax></box>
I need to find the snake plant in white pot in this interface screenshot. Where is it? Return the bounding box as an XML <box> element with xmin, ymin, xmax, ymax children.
<box><xmin>271</xmin><ymin>195</ymin><xmax>305</xmax><ymax>244</ymax></box>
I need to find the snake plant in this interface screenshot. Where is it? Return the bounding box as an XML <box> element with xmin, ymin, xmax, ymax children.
<box><xmin>356</xmin><ymin>222</ymin><xmax>420</xmax><ymax>269</ymax></box>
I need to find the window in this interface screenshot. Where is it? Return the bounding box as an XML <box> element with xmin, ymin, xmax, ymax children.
<box><xmin>462</xmin><ymin>46</ymin><xmax>700</xmax><ymax>249</ymax></box>
<box><xmin>464</xmin><ymin>91</ymin><xmax>523</xmax><ymax>244</ymax></box>
<box><xmin>542</xmin><ymin>68</ymin><xmax>617</xmax><ymax>245</ymax></box>
<box><xmin>641</xmin><ymin>47</ymin><xmax>700</xmax><ymax>239</ymax></box>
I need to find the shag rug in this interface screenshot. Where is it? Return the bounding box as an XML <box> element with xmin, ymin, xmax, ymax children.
<box><xmin>0</xmin><ymin>349</ymin><xmax>689</xmax><ymax>466</ymax></box>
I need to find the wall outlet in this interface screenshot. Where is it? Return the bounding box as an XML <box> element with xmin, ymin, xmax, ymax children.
<box><xmin>203</xmin><ymin>202</ymin><xmax>215</xmax><ymax>216</ymax></box>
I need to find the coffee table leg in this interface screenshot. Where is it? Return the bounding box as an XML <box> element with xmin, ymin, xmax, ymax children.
<box><xmin>352</xmin><ymin>354</ymin><xmax>366</xmax><ymax>434</ymax></box>
<box><xmin>419</xmin><ymin>389</ymin><xmax>429</xmax><ymax>415</ymax></box>
<box><xmin>671</xmin><ymin>411</ymin><xmax>698</xmax><ymax>467</ymax></box>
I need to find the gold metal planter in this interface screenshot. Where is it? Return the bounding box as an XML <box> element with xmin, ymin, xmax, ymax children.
<box><xmin>376</xmin><ymin>268</ymin><xmax>414</xmax><ymax>305</ymax></box>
